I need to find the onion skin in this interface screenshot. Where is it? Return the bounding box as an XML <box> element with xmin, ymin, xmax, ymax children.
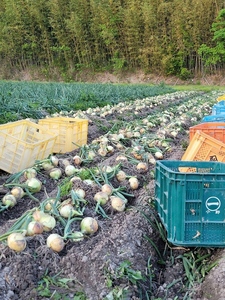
<box><xmin>47</xmin><ymin>233</ymin><xmax>65</xmax><ymax>252</ymax></box>
<box><xmin>80</xmin><ymin>217</ymin><xmax>98</xmax><ymax>234</ymax></box>
<box><xmin>116</xmin><ymin>170</ymin><xmax>127</xmax><ymax>182</ymax></box>
<box><xmin>38</xmin><ymin>213</ymin><xmax>56</xmax><ymax>232</ymax></box>
<box><xmin>65</xmin><ymin>165</ymin><xmax>77</xmax><ymax>176</ymax></box>
<box><xmin>136</xmin><ymin>162</ymin><xmax>148</xmax><ymax>172</ymax></box>
<box><xmin>7</xmin><ymin>233</ymin><xmax>26</xmax><ymax>252</ymax></box>
<box><xmin>73</xmin><ymin>155</ymin><xmax>82</xmax><ymax>165</ymax></box>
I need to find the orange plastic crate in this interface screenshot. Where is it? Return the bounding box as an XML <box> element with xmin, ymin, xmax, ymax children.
<box><xmin>38</xmin><ymin>117</ymin><xmax>88</xmax><ymax>153</ymax></box>
<box><xmin>0</xmin><ymin>120</ymin><xmax>57</xmax><ymax>173</ymax></box>
<box><xmin>189</xmin><ymin>122</ymin><xmax>225</xmax><ymax>143</ymax></box>
<box><xmin>183</xmin><ymin>130</ymin><xmax>225</xmax><ymax>163</ymax></box>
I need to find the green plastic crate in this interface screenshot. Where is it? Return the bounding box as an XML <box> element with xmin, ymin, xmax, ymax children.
<box><xmin>155</xmin><ymin>160</ymin><xmax>225</xmax><ymax>247</ymax></box>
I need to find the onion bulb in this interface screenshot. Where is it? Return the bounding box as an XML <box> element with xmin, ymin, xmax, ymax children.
<box><xmin>44</xmin><ymin>198</ymin><xmax>56</xmax><ymax>212</ymax></box>
<box><xmin>155</xmin><ymin>151</ymin><xmax>163</xmax><ymax>159</ymax></box>
<box><xmin>101</xmin><ymin>184</ymin><xmax>113</xmax><ymax>196</ymax></box>
<box><xmin>94</xmin><ymin>191</ymin><xmax>109</xmax><ymax>205</ymax></box>
<box><xmin>26</xmin><ymin>221</ymin><xmax>44</xmax><ymax>236</ymax></box>
<box><xmin>47</xmin><ymin>233</ymin><xmax>65</xmax><ymax>252</ymax></box>
<box><xmin>38</xmin><ymin>213</ymin><xmax>56</xmax><ymax>232</ymax></box>
<box><xmin>73</xmin><ymin>155</ymin><xmax>82</xmax><ymax>165</ymax></box>
<box><xmin>26</xmin><ymin>177</ymin><xmax>42</xmax><ymax>193</ymax></box>
<box><xmin>116</xmin><ymin>170</ymin><xmax>127</xmax><ymax>182</ymax></box>
<box><xmin>71</xmin><ymin>231</ymin><xmax>84</xmax><ymax>242</ymax></box>
<box><xmin>11</xmin><ymin>186</ymin><xmax>25</xmax><ymax>200</ymax></box>
<box><xmin>50</xmin><ymin>155</ymin><xmax>59</xmax><ymax>166</ymax></box>
<box><xmin>32</xmin><ymin>210</ymin><xmax>46</xmax><ymax>221</ymax></box>
<box><xmin>65</xmin><ymin>165</ymin><xmax>77</xmax><ymax>176</ymax></box>
<box><xmin>23</xmin><ymin>168</ymin><xmax>37</xmax><ymax>179</ymax></box>
<box><xmin>73</xmin><ymin>188</ymin><xmax>85</xmax><ymax>198</ymax></box>
<box><xmin>129</xmin><ymin>177</ymin><xmax>139</xmax><ymax>190</ymax></box>
<box><xmin>70</xmin><ymin>176</ymin><xmax>82</xmax><ymax>183</ymax></box>
<box><xmin>49</xmin><ymin>168</ymin><xmax>62</xmax><ymax>180</ymax></box>
<box><xmin>2</xmin><ymin>194</ymin><xmax>17</xmax><ymax>207</ymax></box>
<box><xmin>136</xmin><ymin>162</ymin><xmax>148</xmax><ymax>172</ymax></box>
<box><xmin>7</xmin><ymin>232</ymin><xmax>26</xmax><ymax>252</ymax></box>
<box><xmin>80</xmin><ymin>217</ymin><xmax>98</xmax><ymax>234</ymax></box>
<box><xmin>110</xmin><ymin>196</ymin><xmax>126</xmax><ymax>212</ymax></box>
<box><xmin>42</xmin><ymin>161</ymin><xmax>54</xmax><ymax>171</ymax></box>
<box><xmin>59</xmin><ymin>204</ymin><xmax>75</xmax><ymax>218</ymax></box>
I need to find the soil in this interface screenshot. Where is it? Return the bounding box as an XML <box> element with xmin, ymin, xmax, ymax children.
<box><xmin>0</xmin><ymin>85</ymin><xmax>225</xmax><ymax>300</ymax></box>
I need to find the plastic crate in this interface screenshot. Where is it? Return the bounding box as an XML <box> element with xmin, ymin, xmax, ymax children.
<box><xmin>189</xmin><ymin>122</ymin><xmax>225</xmax><ymax>143</ymax></box>
<box><xmin>217</xmin><ymin>94</ymin><xmax>225</xmax><ymax>102</ymax></box>
<box><xmin>201</xmin><ymin>114</ymin><xmax>225</xmax><ymax>123</ymax></box>
<box><xmin>38</xmin><ymin>117</ymin><xmax>88</xmax><ymax>153</ymax></box>
<box><xmin>155</xmin><ymin>160</ymin><xmax>225</xmax><ymax>247</ymax></box>
<box><xmin>212</xmin><ymin>101</ymin><xmax>225</xmax><ymax>115</ymax></box>
<box><xmin>182</xmin><ymin>130</ymin><xmax>225</xmax><ymax>167</ymax></box>
<box><xmin>0</xmin><ymin>120</ymin><xmax>57</xmax><ymax>173</ymax></box>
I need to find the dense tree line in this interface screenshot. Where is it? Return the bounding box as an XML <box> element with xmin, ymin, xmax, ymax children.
<box><xmin>0</xmin><ymin>0</ymin><xmax>224</xmax><ymax>78</ymax></box>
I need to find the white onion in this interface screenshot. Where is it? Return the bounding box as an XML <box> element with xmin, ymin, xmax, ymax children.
<box><xmin>101</xmin><ymin>184</ymin><xmax>113</xmax><ymax>196</ymax></box>
<box><xmin>116</xmin><ymin>170</ymin><xmax>127</xmax><ymax>182</ymax></box>
<box><xmin>73</xmin><ymin>155</ymin><xmax>82</xmax><ymax>165</ymax></box>
<box><xmin>70</xmin><ymin>176</ymin><xmax>82</xmax><ymax>183</ymax></box>
<box><xmin>155</xmin><ymin>151</ymin><xmax>163</xmax><ymax>159</ymax></box>
<box><xmin>65</xmin><ymin>165</ymin><xmax>77</xmax><ymax>176</ymax></box>
<box><xmin>2</xmin><ymin>194</ymin><xmax>17</xmax><ymax>207</ymax></box>
<box><xmin>42</xmin><ymin>161</ymin><xmax>54</xmax><ymax>171</ymax></box>
<box><xmin>26</xmin><ymin>177</ymin><xmax>42</xmax><ymax>193</ymax></box>
<box><xmin>71</xmin><ymin>231</ymin><xmax>84</xmax><ymax>242</ymax></box>
<box><xmin>26</xmin><ymin>221</ymin><xmax>44</xmax><ymax>236</ymax></box>
<box><xmin>49</xmin><ymin>168</ymin><xmax>62</xmax><ymax>180</ymax></box>
<box><xmin>50</xmin><ymin>155</ymin><xmax>59</xmax><ymax>166</ymax></box>
<box><xmin>136</xmin><ymin>162</ymin><xmax>148</xmax><ymax>172</ymax></box>
<box><xmin>59</xmin><ymin>204</ymin><xmax>75</xmax><ymax>218</ymax></box>
<box><xmin>73</xmin><ymin>188</ymin><xmax>86</xmax><ymax>198</ymax></box>
<box><xmin>47</xmin><ymin>233</ymin><xmax>65</xmax><ymax>252</ymax></box>
<box><xmin>7</xmin><ymin>232</ymin><xmax>26</xmax><ymax>252</ymax></box>
<box><xmin>94</xmin><ymin>191</ymin><xmax>109</xmax><ymax>205</ymax></box>
<box><xmin>39</xmin><ymin>214</ymin><xmax>56</xmax><ymax>232</ymax></box>
<box><xmin>87</xmin><ymin>150</ymin><xmax>96</xmax><ymax>160</ymax></box>
<box><xmin>129</xmin><ymin>177</ymin><xmax>139</xmax><ymax>190</ymax></box>
<box><xmin>110</xmin><ymin>196</ymin><xmax>126</xmax><ymax>212</ymax></box>
<box><xmin>24</xmin><ymin>168</ymin><xmax>37</xmax><ymax>179</ymax></box>
<box><xmin>10</xmin><ymin>186</ymin><xmax>25</xmax><ymax>200</ymax></box>
<box><xmin>80</xmin><ymin>217</ymin><xmax>98</xmax><ymax>234</ymax></box>
<box><xmin>44</xmin><ymin>198</ymin><xmax>56</xmax><ymax>212</ymax></box>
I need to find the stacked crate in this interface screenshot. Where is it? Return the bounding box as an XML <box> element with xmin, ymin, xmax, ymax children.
<box><xmin>155</xmin><ymin>93</ymin><xmax>225</xmax><ymax>247</ymax></box>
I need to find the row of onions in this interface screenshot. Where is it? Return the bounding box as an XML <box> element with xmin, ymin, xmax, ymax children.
<box><xmin>0</xmin><ymin>90</ymin><xmax>219</xmax><ymax>254</ymax></box>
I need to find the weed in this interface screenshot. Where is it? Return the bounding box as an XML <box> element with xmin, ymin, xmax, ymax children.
<box><xmin>36</xmin><ymin>270</ymin><xmax>87</xmax><ymax>300</ymax></box>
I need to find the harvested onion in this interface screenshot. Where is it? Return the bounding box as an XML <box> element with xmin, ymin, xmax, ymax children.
<box><xmin>11</xmin><ymin>186</ymin><xmax>25</xmax><ymax>200</ymax></box>
<box><xmin>27</xmin><ymin>221</ymin><xmax>44</xmax><ymax>236</ymax></box>
<box><xmin>24</xmin><ymin>168</ymin><xmax>37</xmax><ymax>179</ymax></box>
<box><xmin>101</xmin><ymin>184</ymin><xmax>113</xmax><ymax>196</ymax></box>
<box><xmin>49</xmin><ymin>168</ymin><xmax>62</xmax><ymax>180</ymax></box>
<box><xmin>73</xmin><ymin>155</ymin><xmax>82</xmax><ymax>165</ymax></box>
<box><xmin>65</xmin><ymin>165</ymin><xmax>77</xmax><ymax>176</ymax></box>
<box><xmin>80</xmin><ymin>217</ymin><xmax>98</xmax><ymax>234</ymax></box>
<box><xmin>2</xmin><ymin>194</ymin><xmax>17</xmax><ymax>207</ymax></box>
<box><xmin>26</xmin><ymin>177</ymin><xmax>42</xmax><ymax>193</ymax></box>
<box><xmin>136</xmin><ymin>162</ymin><xmax>148</xmax><ymax>172</ymax></box>
<box><xmin>94</xmin><ymin>191</ymin><xmax>109</xmax><ymax>205</ymax></box>
<box><xmin>38</xmin><ymin>213</ymin><xmax>56</xmax><ymax>232</ymax></box>
<box><xmin>110</xmin><ymin>196</ymin><xmax>126</xmax><ymax>212</ymax></box>
<box><xmin>129</xmin><ymin>177</ymin><xmax>139</xmax><ymax>190</ymax></box>
<box><xmin>47</xmin><ymin>233</ymin><xmax>65</xmax><ymax>252</ymax></box>
<box><xmin>116</xmin><ymin>170</ymin><xmax>127</xmax><ymax>182</ymax></box>
<box><xmin>7</xmin><ymin>232</ymin><xmax>26</xmax><ymax>252</ymax></box>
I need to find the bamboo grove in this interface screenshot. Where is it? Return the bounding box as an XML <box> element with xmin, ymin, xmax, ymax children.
<box><xmin>0</xmin><ymin>0</ymin><xmax>225</xmax><ymax>78</ymax></box>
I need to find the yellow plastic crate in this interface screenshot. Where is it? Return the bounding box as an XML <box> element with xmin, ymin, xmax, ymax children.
<box><xmin>217</xmin><ymin>94</ymin><xmax>225</xmax><ymax>102</ymax></box>
<box><xmin>38</xmin><ymin>117</ymin><xmax>88</xmax><ymax>153</ymax></box>
<box><xmin>181</xmin><ymin>130</ymin><xmax>225</xmax><ymax>172</ymax></box>
<box><xmin>0</xmin><ymin>120</ymin><xmax>57</xmax><ymax>174</ymax></box>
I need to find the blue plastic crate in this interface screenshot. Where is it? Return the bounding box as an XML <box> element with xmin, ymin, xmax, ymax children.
<box><xmin>202</xmin><ymin>114</ymin><xmax>225</xmax><ymax>123</ymax></box>
<box><xmin>155</xmin><ymin>160</ymin><xmax>225</xmax><ymax>247</ymax></box>
<box><xmin>212</xmin><ymin>101</ymin><xmax>225</xmax><ymax>115</ymax></box>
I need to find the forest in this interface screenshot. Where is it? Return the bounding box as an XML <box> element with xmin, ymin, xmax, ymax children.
<box><xmin>0</xmin><ymin>0</ymin><xmax>225</xmax><ymax>80</ymax></box>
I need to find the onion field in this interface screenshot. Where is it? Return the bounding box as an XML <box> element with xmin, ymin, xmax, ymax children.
<box><xmin>0</xmin><ymin>82</ymin><xmax>224</xmax><ymax>300</ymax></box>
